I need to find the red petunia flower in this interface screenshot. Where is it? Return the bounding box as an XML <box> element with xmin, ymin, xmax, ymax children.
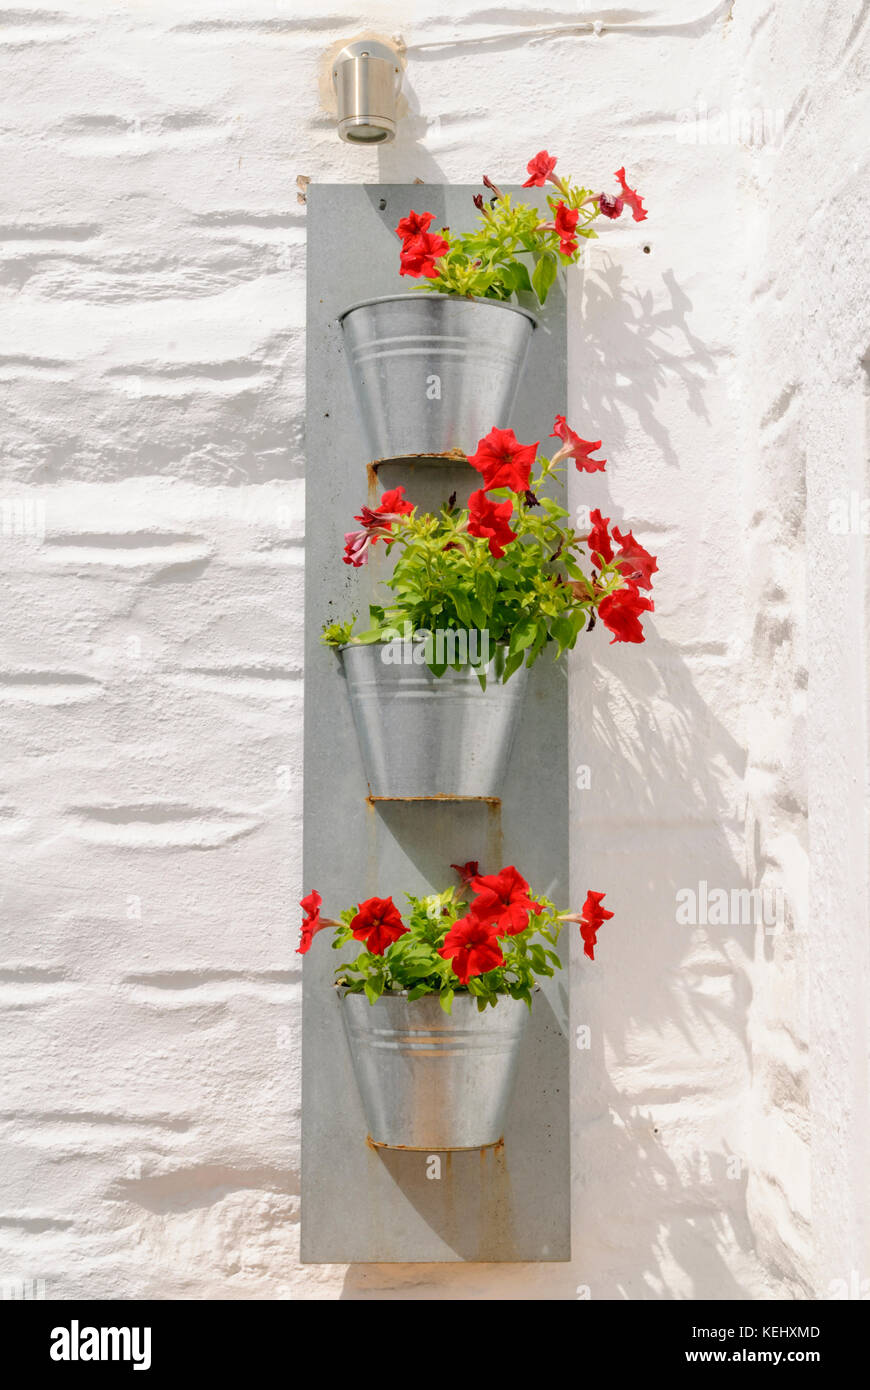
<box><xmin>399</xmin><ymin>229</ymin><xmax>450</xmax><ymax>279</ymax></box>
<box><xmin>467</xmin><ymin>426</ymin><xmax>539</xmax><ymax>493</ymax></box>
<box><xmin>598</xmin><ymin>587</ymin><xmax>654</xmax><ymax>644</ymax></box>
<box><xmin>438</xmin><ymin>915</ymin><xmax>504</xmax><ymax>985</ymax></box>
<box><xmin>297</xmin><ymin>890</ymin><xmax>325</xmax><ymax>955</ymax></box>
<box><xmin>395</xmin><ymin>209</ymin><xmax>434</xmax><ymax>241</ymax></box>
<box><xmin>344</xmin><ymin>487</ymin><xmax>414</xmax><ymax>566</ymax></box>
<box><xmin>451</xmin><ymin>861</ymin><xmax>480</xmax><ymax>885</ymax></box>
<box><xmin>612</xmin><ymin>525</ymin><xmax>658</xmax><ymax>592</ymax></box>
<box><xmin>554</xmin><ymin>201</ymin><xmax>580</xmax><ymax>256</ymax></box>
<box><xmin>551</xmin><ymin>415</ymin><xmax>606</xmax><ymax>473</ymax></box>
<box><xmin>343</xmin><ymin>528</ymin><xmax>376</xmax><ymax>567</ymax></box>
<box><xmin>376</xmin><ymin>485</ymin><xmax>415</xmax><ymax>518</ymax></box>
<box><xmin>614</xmin><ymin>167</ymin><xmax>647</xmax><ymax>222</ymax></box>
<box><xmin>598</xmin><ymin>193</ymin><xmax>624</xmax><ymax>220</ymax></box>
<box><xmin>467</xmin><ymin>489</ymin><xmax>517</xmax><ymax>558</ymax></box>
<box><xmin>587</xmin><ymin>507</ymin><xmax>614</xmax><ymax>565</ymax></box>
<box><xmin>578</xmin><ymin>889</ymin><xmax>613</xmax><ymax>960</ymax></box>
<box><xmin>523</xmin><ymin>150</ymin><xmax>560</xmax><ymax>188</ymax></box>
<box><xmin>469</xmin><ymin>865</ymin><xmax>544</xmax><ymax>937</ymax></box>
<box><xmin>350</xmin><ymin>896</ymin><xmax>408</xmax><ymax>956</ymax></box>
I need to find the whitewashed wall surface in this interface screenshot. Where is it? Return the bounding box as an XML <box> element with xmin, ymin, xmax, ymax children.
<box><xmin>1</xmin><ymin>0</ymin><xmax>868</xmax><ymax>1300</ymax></box>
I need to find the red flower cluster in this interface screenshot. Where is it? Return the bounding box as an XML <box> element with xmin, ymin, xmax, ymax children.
<box><xmin>585</xmin><ymin>508</ymin><xmax>658</xmax><ymax>644</ymax></box>
<box><xmin>297</xmin><ymin>873</ymin><xmax>614</xmax><ymax>982</ymax></box>
<box><xmin>395</xmin><ymin>209</ymin><xmax>449</xmax><ymax>280</ymax></box>
<box><xmin>522</xmin><ymin>150</ymin><xmax>646</xmax><ymax>232</ymax></box>
<box><xmin>343</xmin><ymin>485</ymin><xmax>414</xmax><ymax>567</ymax></box>
<box><xmin>438</xmin><ymin>865</ymin><xmax>544</xmax><ymax>983</ymax></box>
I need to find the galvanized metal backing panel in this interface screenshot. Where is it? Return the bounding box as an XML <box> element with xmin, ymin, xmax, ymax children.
<box><xmin>302</xmin><ymin>184</ymin><xmax>569</xmax><ymax>1262</ymax></box>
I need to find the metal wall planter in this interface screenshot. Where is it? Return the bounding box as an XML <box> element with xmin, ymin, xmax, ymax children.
<box><xmin>340</xmin><ymin>640</ymin><xmax>528</xmax><ymax>799</ymax></box>
<box><xmin>339</xmin><ymin>990</ymin><xmax>529</xmax><ymax>1150</ymax></box>
<box><xmin>339</xmin><ymin>293</ymin><xmax>537</xmax><ymax>462</ymax></box>
<box><xmin>303</xmin><ymin>185</ymin><xmax>569</xmax><ymax>1263</ymax></box>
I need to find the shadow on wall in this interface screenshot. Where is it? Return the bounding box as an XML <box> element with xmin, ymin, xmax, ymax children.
<box><xmin>573</xmin><ymin>635</ymin><xmax>766</xmax><ymax>1300</ymax></box>
<box><xmin>565</xmin><ymin>227</ymin><xmax>781</xmax><ymax>1298</ymax></box>
<box><xmin>576</xmin><ymin>257</ymin><xmax>718</xmax><ymax>467</ymax></box>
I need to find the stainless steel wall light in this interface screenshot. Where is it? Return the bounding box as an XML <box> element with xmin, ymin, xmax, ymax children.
<box><xmin>332</xmin><ymin>39</ymin><xmax>403</xmax><ymax>144</ymax></box>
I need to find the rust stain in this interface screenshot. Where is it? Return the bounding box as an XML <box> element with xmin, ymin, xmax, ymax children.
<box><xmin>367</xmin><ymin>794</ymin><xmax>501</xmax><ymax>806</ymax></box>
<box><xmin>486</xmin><ymin>798</ymin><xmax>503</xmax><ymax>862</ymax></box>
<box><xmin>365</xmin><ymin>1134</ymin><xmax>505</xmax><ymax>1152</ymax></box>
<box><xmin>365</xmin><ymin>462</ymin><xmax>379</xmax><ymax>501</ymax></box>
<box><xmin>478</xmin><ymin>1136</ymin><xmax>519</xmax><ymax>1259</ymax></box>
<box><xmin>370</xmin><ymin>449</ymin><xmax>468</xmax><ymax>470</ymax></box>
<box><xmin>364</xmin><ymin>795</ymin><xmax>378</xmax><ymax>897</ymax></box>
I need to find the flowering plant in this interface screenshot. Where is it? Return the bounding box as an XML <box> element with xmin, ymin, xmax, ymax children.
<box><xmin>395</xmin><ymin>151</ymin><xmax>647</xmax><ymax>305</ymax></box>
<box><xmin>298</xmin><ymin>863</ymin><xmax>613</xmax><ymax>1013</ymax></box>
<box><xmin>322</xmin><ymin>418</ymin><xmax>658</xmax><ymax>678</ymax></box>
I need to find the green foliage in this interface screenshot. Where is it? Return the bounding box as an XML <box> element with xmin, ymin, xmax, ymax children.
<box><xmin>325</xmin><ymin>464</ymin><xmax>628</xmax><ymax>683</ymax></box>
<box><xmin>321</xmin><ymin>617</ymin><xmax>357</xmax><ymax>647</ymax></box>
<box><xmin>422</xmin><ymin>184</ymin><xmax>601</xmax><ymax>306</ymax></box>
<box><xmin>332</xmin><ymin>884</ymin><xmax>564</xmax><ymax>1012</ymax></box>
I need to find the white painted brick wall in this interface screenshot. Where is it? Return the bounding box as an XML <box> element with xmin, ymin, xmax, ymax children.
<box><xmin>0</xmin><ymin>0</ymin><xmax>866</xmax><ymax>1300</ymax></box>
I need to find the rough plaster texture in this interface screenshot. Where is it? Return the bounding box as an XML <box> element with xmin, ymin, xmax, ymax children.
<box><xmin>0</xmin><ymin>0</ymin><xmax>866</xmax><ymax>1300</ymax></box>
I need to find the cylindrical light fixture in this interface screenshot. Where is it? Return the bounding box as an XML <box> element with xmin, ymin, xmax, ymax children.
<box><xmin>333</xmin><ymin>40</ymin><xmax>402</xmax><ymax>145</ymax></box>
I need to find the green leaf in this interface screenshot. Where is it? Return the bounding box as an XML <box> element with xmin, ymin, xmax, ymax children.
<box><xmin>500</xmin><ymin>260</ymin><xmax>533</xmax><ymax>295</ymax></box>
<box><xmin>508</xmin><ymin>616</ymin><xmax>537</xmax><ymax>657</ymax></box>
<box><xmin>526</xmin><ymin>618</ymin><xmax>550</xmax><ymax>665</ymax></box>
<box><xmin>531</xmin><ymin>250</ymin><xmax>558</xmax><ymax>305</ymax></box>
<box><xmin>503</xmin><ymin>648</ymin><xmax>526</xmax><ymax>683</ymax></box>
<box><xmin>475</xmin><ymin>567</ymin><xmax>496</xmax><ymax>614</ymax></box>
<box><xmin>363</xmin><ymin>977</ymin><xmax>384</xmax><ymax>1006</ymax></box>
<box><xmin>439</xmin><ymin>989</ymin><xmax>454</xmax><ymax>1015</ymax></box>
<box><xmin>452</xmin><ymin>591</ymin><xmax>474</xmax><ymax>627</ymax></box>
<box><xmin>550</xmin><ymin>612</ymin><xmax>575</xmax><ymax>655</ymax></box>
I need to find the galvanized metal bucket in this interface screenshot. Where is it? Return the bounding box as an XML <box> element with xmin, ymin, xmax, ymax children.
<box><xmin>339</xmin><ymin>989</ymin><xmax>529</xmax><ymax>1149</ymax></box>
<box><xmin>339</xmin><ymin>293</ymin><xmax>537</xmax><ymax>462</ymax></box>
<box><xmin>340</xmin><ymin>639</ymin><xmax>528</xmax><ymax>799</ymax></box>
